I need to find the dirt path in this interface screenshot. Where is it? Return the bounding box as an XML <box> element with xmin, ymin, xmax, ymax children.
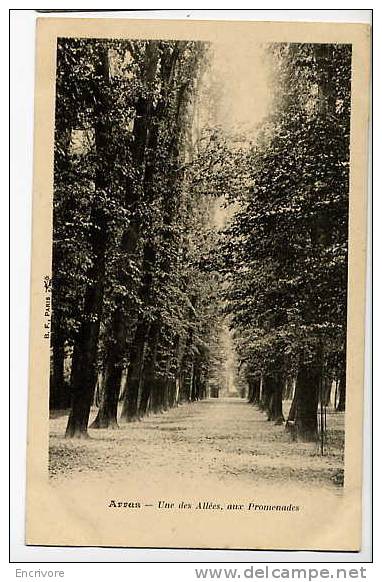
<box><xmin>50</xmin><ymin>398</ymin><xmax>344</xmax><ymax>492</ymax></box>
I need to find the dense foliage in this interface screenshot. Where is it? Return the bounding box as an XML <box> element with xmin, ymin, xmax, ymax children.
<box><xmin>220</xmin><ymin>43</ymin><xmax>351</xmax><ymax>438</ymax></box>
<box><xmin>51</xmin><ymin>38</ymin><xmax>351</xmax><ymax>443</ymax></box>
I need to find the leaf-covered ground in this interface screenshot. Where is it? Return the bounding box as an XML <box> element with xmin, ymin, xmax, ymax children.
<box><xmin>49</xmin><ymin>398</ymin><xmax>344</xmax><ymax>491</ymax></box>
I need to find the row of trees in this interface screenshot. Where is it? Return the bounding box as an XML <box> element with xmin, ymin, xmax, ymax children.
<box><xmin>51</xmin><ymin>38</ymin><xmax>351</xmax><ymax>444</ymax></box>
<box><xmin>219</xmin><ymin>43</ymin><xmax>351</xmax><ymax>440</ymax></box>
<box><xmin>51</xmin><ymin>38</ymin><xmax>231</xmax><ymax>437</ymax></box>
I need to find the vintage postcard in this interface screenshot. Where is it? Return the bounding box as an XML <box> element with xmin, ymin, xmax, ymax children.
<box><xmin>26</xmin><ymin>17</ymin><xmax>370</xmax><ymax>550</ymax></box>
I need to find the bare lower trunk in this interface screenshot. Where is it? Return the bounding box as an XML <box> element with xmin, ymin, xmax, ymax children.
<box><xmin>90</xmin><ymin>364</ymin><xmax>121</xmax><ymax>429</ymax></box>
<box><xmin>285</xmin><ymin>385</ymin><xmax>298</xmax><ymax>435</ymax></box>
<box><xmin>320</xmin><ymin>376</ymin><xmax>332</xmax><ymax>407</ymax></box>
<box><xmin>283</xmin><ymin>376</ymin><xmax>295</xmax><ymax>400</ymax></box>
<box><xmin>150</xmin><ymin>377</ymin><xmax>162</xmax><ymax>413</ymax></box>
<box><xmin>191</xmin><ymin>364</ymin><xmax>199</xmax><ymax>401</ymax></box>
<box><xmin>248</xmin><ymin>376</ymin><xmax>261</xmax><ymax>405</ymax></box>
<box><xmin>180</xmin><ymin>360</ymin><xmax>194</xmax><ymax>402</ymax></box>
<box><xmin>50</xmin><ymin>332</ymin><xmax>67</xmax><ymax>409</ymax></box>
<box><xmin>65</xmin><ymin>313</ymin><xmax>103</xmax><ymax>438</ymax></box>
<box><xmin>268</xmin><ymin>375</ymin><xmax>285</xmax><ymax>425</ymax></box>
<box><xmin>259</xmin><ymin>375</ymin><xmax>272</xmax><ymax>413</ymax></box>
<box><xmin>138</xmin><ymin>322</ymin><xmax>161</xmax><ymax>417</ymax></box>
<box><xmin>162</xmin><ymin>374</ymin><xmax>170</xmax><ymax>410</ymax></box>
<box><xmin>294</xmin><ymin>365</ymin><xmax>320</xmax><ymax>441</ymax></box>
<box><xmin>336</xmin><ymin>370</ymin><xmax>346</xmax><ymax>411</ymax></box>
<box><xmin>65</xmin><ymin>201</ymin><xmax>107</xmax><ymax>439</ymax></box>
<box><xmin>120</xmin><ymin>320</ymin><xmax>149</xmax><ymax>421</ymax></box>
<box><xmin>168</xmin><ymin>378</ymin><xmax>178</xmax><ymax>408</ymax></box>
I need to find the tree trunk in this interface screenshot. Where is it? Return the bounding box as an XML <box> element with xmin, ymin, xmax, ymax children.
<box><xmin>191</xmin><ymin>364</ymin><xmax>198</xmax><ymax>401</ymax></box>
<box><xmin>247</xmin><ymin>380</ymin><xmax>254</xmax><ymax>404</ymax></box>
<box><xmin>283</xmin><ymin>376</ymin><xmax>295</xmax><ymax>400</ymax></box>
<box><xmin>90</xmin><ymin>313</ymin><xmax>127</xmax><ymax>428</ymax></box>
<box><xmin>251</xmin><ymin>376</ymin><xmax>261</xmax><ymax>405</ymax></box>
<box><xmin>294</xmin><ymin>365</ymin><xmax>320</xmax><ymax>441</ymax></box>
<box><xmin>65</xmin><ymin>194</ymin><xmax>107</xmax><ymax>438</ymax></box>
<box><xmin>120</xmin><ymin>319</ymin><xmax>149</xmax><ymax>421</ymax></box>
<box><xmin>138</xmin><ymin>321</ymin><xmax>161</xmax><ymax>417</ymax></box>
<box><xmin>285</xmin><ymin>386</ymin><xmax>298</xmax><ymax>437</ymax></box>
<box><xmin>259</xmin><ymin>375</ymin><xmax>272</xmax><ymax>413</ymax></box>
<box><xmin>179</xmin><ymin>366</ymin><xmax>191</xmax><ymax>403</ymax></box>
<box><xmin>90</xmin><ymin>363</ymin><xmax>121</xmax><ymax>429</ymax></box>
<box><xmin>171</xmin><ymin>337</ymin><xmax>183</xmax><ymax>406</ymax></box>
<box><xmin>321</xmin><ymin>376</ymin><xmax>332</xmax><ymax>407</ymax></box>
<box><xmin>336</xmin><ymin>370</ymin><xmax>346</xmax><ymax>411</ymax></box>
<box><xmin>50</xmin><ymin>329</ymin><xmax>67</xmax><ymax>409</ymax></box>
<box><xmin>186</xmin><ymin>363</ymin><xmax>194</xmax><ymax>401</ymax></box>
<box><xmin>267</xmin><ymin>375</ymin><xmax>285</xmax><ymax>425</ymax></box>
<box><xmin>65</xmin><ymin>223</ymin><xmax>107</xmax><ymax>438</ymax></box>
<box><xmin>154</xmin><ymin>377</ymin><xmax>166</xmax><ymax>413</ymax></box>
<box><xmin>120</xmin><ymin>235</ymin><xmax>157</xmax><ymax>421</ymax></box>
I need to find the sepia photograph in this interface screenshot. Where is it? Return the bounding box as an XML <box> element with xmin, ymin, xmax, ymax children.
<box><xmin>25</xmin><ymin>17</ymin><xmax>370</xmax><ymax>551</ymax></box>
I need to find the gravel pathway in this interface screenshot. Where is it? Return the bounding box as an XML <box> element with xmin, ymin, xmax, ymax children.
<box><xmin>49</xmin><ymin>398</ymin><xmax>344</xmax><ymax>492</ymax></box>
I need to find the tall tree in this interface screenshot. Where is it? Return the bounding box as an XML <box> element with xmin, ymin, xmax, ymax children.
<box><xmin>65</xmin><ymin>43</ymin><xmax>113</xmax><ymax>438</ymax></box>
<box><xmin>91</xmin><ymin>41</ymin><xmax>161</xmax><ymax>428</ymax></box>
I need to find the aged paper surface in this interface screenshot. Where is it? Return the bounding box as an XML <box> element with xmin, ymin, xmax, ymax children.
<box><xmin>26</xmin><ymin>17</ymin><xmax>370</xmax><ymax>550</ymax></box>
